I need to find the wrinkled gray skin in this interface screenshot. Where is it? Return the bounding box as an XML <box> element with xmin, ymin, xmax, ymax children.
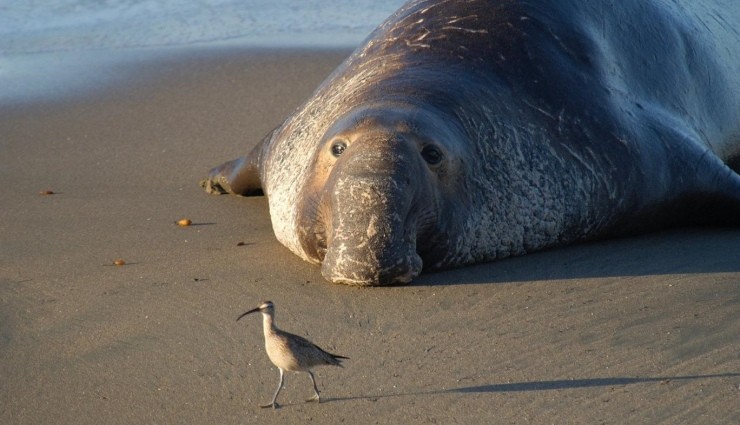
<box><xmin>202</xmin><ymin>0</ymin><xmax>740</xmax><ymax>286</ymax></box>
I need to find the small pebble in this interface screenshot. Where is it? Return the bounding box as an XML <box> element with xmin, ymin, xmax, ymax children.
<box><xmin>39</xmin><ymin>190</ymin><xmax>55</xmax><ymax>195</ymax></box>
<box><xmin>176</xmin><ymin>218</ymin><xmax>192</xmax><ymax>227</ymax></box>
<box><xmin>113</xmin><ymin>259</ymin><xmax>126</xmax><ymax>266</ymax></box>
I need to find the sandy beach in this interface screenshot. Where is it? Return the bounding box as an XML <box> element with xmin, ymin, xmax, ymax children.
<box><xmin>1</xmin><ymin>46</ymin><xmax>738</xmax><ymax>424</ymax></box>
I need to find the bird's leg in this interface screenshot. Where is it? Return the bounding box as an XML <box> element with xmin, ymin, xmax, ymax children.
<box><xmin>261</xmin><ymin>368</ymin><xmax>284</xmax><ymax>409</ymax></box>
<box><xmin>305</xmin><ymin>371</ymin><xmax>321</xmax><ymax>403</ymax></box>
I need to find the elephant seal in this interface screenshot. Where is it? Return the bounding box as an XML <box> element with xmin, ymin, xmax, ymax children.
<box><xmin>201</xmin><ymin>0</ymin><xmax>740</xmax><ymax>286</ymax></box>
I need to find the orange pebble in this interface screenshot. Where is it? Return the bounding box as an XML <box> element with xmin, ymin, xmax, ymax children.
<box><xmin>113</xmin><ymin>259</ymin><xmax>126</xmax><ymax>266</ymax></box>
<box><xmin>177</xmin><ymin>218</ymin><xmax>192</xmax><ymax>227</ymax></box>
<box><xmin>39</xmin><ymin>190</ymin><xmax>55</xmax><ymax>195</ymax></box>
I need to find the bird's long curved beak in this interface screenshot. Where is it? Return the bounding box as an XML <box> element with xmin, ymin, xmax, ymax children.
<box><xmin>236</xmin><ymin>307</ymin><xmax>261</xmax><ymax>322</ymax></box>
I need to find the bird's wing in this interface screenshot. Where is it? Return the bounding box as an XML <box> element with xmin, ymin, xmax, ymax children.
<box><xmin>283</xmin><ymin>331</ymin><xmax>321</xmax><ymax>352</ymax></box>
<box><xmin>281</xmin><ymin>330</ymin><xmax>347</xmax><ymax>361</ymax></box>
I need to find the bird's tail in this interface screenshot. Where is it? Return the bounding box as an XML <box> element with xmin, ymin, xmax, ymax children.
<box><xmin>327</xmin><ymin>352</ymin><xmax>349</xmax><ymax>367</ymax></box>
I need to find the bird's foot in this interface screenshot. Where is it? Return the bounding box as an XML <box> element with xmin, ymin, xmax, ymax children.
<box><xmin>260</xmin><ymin>402</ymin><xmax>279</xmax><ymax>409</ymax></box>
<box><xmin>305</xmin><ymin>394</ymin><xmax>321</xmax><ymax>403</ymax></box>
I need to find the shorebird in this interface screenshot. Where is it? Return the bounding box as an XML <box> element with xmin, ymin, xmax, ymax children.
<box><xmin>237</xmin><ymin>301</ymin><xmax>348</xmax><ymax>409</ymax></box>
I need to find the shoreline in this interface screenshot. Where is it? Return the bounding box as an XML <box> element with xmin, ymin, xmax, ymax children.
<box><xmin>1</xmin><ymin>43</ymin><xmax>355</xmax><ymax>106</ymax></box>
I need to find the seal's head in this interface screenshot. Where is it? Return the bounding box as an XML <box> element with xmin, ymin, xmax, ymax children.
<box><xmin>295</xmin><ymin>104</ymin><xmax>469</xmax><ymax>286</ymax></box>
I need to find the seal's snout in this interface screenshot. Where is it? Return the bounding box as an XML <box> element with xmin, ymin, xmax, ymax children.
<box><xmin>321</xmin><ymin>155</ymin><xmax>424</xmax><ymax>286</ymax></box>
<box><xmin>322</xmin><ymin>172</ymin><xmax>422</xmax><ymax>286</ymax></box>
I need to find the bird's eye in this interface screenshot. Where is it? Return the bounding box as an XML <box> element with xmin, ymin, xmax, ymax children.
<box><xmin>421</xmin><ymin>145</ymin><xmax>443</xmax><ymax>165</ymax></box>
<box><xmin>331</xmin><ymin>140</ymin><xmax>347</xmax><ymax>157</ymax></box>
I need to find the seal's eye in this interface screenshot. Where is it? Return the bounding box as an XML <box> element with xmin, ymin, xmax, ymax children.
<box><xmin>421</xmin><ymin>145</ymin><xmax>443</xmax><ymax>165</ymax></box>
<box><xmin>331</xmin><ymin>140</ymin><xmax>347</xmax><ymax>157</ymax></box>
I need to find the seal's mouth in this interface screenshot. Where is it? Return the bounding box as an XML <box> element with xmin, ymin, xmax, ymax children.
<box><xmin>322</xmin><ymin>254</ymin><xmax>423</xmax><ymax>286</ymax></box>
<box><xmin>304</xmin><ymin>208</ymin><xmax>447</xmax><ymax>285</ymax></box>
<box><xmin>296</xmin><ymin>191</ymin><xmax>330</xmax><ymax>265</ymax></box>
<box><xmin>320</xmin><ymin>231</ymin><xmax>423</xmax><ymax>286</ymax></box>
<box><xmin>314</xmin><ymin>232</ymin><xmax>328</xmax><ymax>261</ymax></box>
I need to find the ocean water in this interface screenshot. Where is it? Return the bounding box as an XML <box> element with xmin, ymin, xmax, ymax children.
<box><xmin>0</xmin><ymin>0</ymin><xmax>407</xmax><ymax>53</ymax></box>
<box><xmin>0</xmin><ymin>0</ymin><xmax>406</xmax><ymax>103</ymax></box>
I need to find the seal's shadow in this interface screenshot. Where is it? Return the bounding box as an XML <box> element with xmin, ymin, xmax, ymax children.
<box><xmin>413</xmin><ymin>227</ymin><xmax>740</xmax><ymax>285</ymax></box>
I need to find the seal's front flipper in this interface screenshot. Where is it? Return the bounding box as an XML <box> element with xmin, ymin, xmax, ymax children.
<box><xmin>200</xmin><ymin>155</ymin><xmax>264</xmax><ymax>195</ymax></box>
<box><xmin>200</xmin><ymin>130</ymin><xmax>274</xmax><ymax>196</ymax></box>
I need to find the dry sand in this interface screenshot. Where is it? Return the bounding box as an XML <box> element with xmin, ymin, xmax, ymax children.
<box><xmin>1</xmin><ymin>46</ymin><xmax>738</xmax><ymax>424</ymax></box>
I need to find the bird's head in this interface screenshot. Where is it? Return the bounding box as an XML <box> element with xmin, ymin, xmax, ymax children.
<box><xmin>236</xmin><ymin>301</ymin><xmax>274</xmax><ymax>321</ymax></box>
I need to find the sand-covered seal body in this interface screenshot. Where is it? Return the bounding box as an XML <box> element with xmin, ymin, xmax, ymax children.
<box><xmin>202</xmin><ymin>0</ymin><xmax>740</xmax><ymax>286</ymax></box>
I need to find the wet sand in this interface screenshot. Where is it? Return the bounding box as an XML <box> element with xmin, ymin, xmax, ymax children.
<box><xmin>1</xmin><ymin>46</ymin><xmax>738</xmax><ymax>424</ymax></box>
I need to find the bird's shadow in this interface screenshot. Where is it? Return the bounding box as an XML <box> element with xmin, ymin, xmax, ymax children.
<box><xmin>323</xmin><ymin>373</ymin><xmax>740</xmax><ymax>403</ymax></box>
